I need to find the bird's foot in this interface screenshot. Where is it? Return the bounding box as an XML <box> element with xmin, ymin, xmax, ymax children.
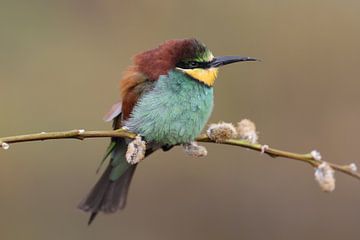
<box><xmin>183</xmin><ymin>141</ymin><xmax>208</xmax><ymax>157</ymax></box>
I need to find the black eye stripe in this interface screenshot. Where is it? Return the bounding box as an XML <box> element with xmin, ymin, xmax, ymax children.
<box><xmin>176</xmin><ymin>61</ymin><xmax>211</xmax><ymax>69</ymax></box>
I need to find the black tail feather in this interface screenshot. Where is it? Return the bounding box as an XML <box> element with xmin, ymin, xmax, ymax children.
<box><xmin>79</xmin><ymin>164</ymin><xmax>137</xmax><ymax>225</ymax></box>
<box><xmin>88</xmin><ymin>212</ymin><xmax>98</xmax><ymax>225</ymax></box>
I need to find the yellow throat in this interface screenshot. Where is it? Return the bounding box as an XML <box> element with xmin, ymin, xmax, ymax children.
<box><xmin>176</xmin><ymin>67</ymin><xmax>219</xmax><ymax>86</ymax></box>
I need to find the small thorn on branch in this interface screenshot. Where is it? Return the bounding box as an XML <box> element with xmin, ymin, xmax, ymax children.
<box><xmin>261</xmin><ymin>144</ymin><xmax>269</xmax><ymax>154</ymax></box>
<box><xmin>76</xmin><ymin>129</ymin><xmax>86</xmax><ymax>140</ymax></box>
<box><xmin>345</xmin><ymin>163</ymin><xmax>358</xmax><ymax>172</ymax></box>
<box><xmin>78</xmin><ymin>129</ymin><xmax>85</xmax><ymax>134</ymax></box>
<box><xmin>1</xmin><ymin>142</ymin><xmax>10</xmax><ymax>150</ymax></box>
<box><xmin>311</xmin><ymin>150</ymin><xmax>322</xmax><ymax>161</ymax></box>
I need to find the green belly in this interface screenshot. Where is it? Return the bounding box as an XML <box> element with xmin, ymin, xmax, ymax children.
<box><xmin>125</xmin><ymin>70</ymin><xmax>214</xmax><ymax>145</ymax></box>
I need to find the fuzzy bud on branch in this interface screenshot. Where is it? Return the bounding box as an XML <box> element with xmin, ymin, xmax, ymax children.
<box><xmin>126</xmin><ymin>136</ymin><xmax>146</xmax><ymax>165</ymax></box>
<box><xmin>315</xmin><ymin>162</ymin><xmax>336</xmax><ymax>192</ymax></box>
<box><xmin>183</xmin><ymin>141</ymin><xmax>208</xmax><ymax>157</ymax></box>
<box><xmin>206</xmin><ymin>122</ymin><xmax>237</xmax><ymax>142</ymax></box>
<box><xmin>236</xmin><ymin>119</ymin><xmax>258</xmax><ymax>144</ymax></box>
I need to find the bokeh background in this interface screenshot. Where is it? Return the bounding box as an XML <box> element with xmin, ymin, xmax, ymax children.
<box><xmin>1</xmin><ymin>0</ymin><xmax>360</xmax><ymax>239</ymax></box>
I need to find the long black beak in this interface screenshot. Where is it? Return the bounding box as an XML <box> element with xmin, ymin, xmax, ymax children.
<box><xmin>209</xmin><ymin>56</ymin><xmax>258</xmax><ymax>68</ymax></box>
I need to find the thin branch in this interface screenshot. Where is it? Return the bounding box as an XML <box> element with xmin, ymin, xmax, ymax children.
<box><xmin>0</xmin><ymin>129</ymin><xmax>136</xmax><ymax>144</ymax></box>
<box><xmin>1</xmin><ymin>128</ymin><xmax>359</xmax><ymax>181</ymax></box>
<box><xmin>197</xmin><ymin>135</ymin><xmax>360</xmax><ymax>180</ymax></box>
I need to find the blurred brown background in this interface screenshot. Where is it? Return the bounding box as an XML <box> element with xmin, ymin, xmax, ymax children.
<box><xmin>1</xmin><ymin>0</ymin><xmax>360</xmax><ymax>239</ymax></box>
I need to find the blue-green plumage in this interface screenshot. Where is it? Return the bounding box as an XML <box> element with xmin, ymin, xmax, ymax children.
<box><xmin>125</xmin><ymin>70</ymin><xmax>214</xmax><ymax>145</ymax></box>
<box><xmin>80</xmin><ymin>68</ymin><xmax>215</xmax><ymax>225</ymax></box>
<box><xmin>79</xmin><ymin>38</ymin><xmax>256</xmax><ymax>224</ymax></box>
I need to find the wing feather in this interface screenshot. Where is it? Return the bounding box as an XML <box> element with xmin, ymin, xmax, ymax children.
<box><xmin>120</xmin><ymin>66</ymin><xmax>155</xmax><ymax>120</ymax></box>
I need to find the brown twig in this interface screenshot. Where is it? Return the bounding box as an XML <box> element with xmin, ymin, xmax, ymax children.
<box><xmin>1</xmin><ymin>128</ymin><xmax>359</xmax><ymax>181</ymax></box>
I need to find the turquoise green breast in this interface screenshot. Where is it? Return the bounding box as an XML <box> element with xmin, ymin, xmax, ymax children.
<box><xmin>125</xmin><ymin>70</ymin><xmax>214</xmax><ymax>145</ymax></box>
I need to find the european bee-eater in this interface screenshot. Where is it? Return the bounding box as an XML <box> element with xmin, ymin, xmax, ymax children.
<box><xmin>79</xmin><ymin>38</ymin><xmax>256</xmax><ymax>224</ymax></box>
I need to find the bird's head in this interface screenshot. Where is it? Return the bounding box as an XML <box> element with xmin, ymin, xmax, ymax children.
<box><xmin>133</xmin><ymin>38</ymin><xmax>257</xmax><ymax>86</ymax></box>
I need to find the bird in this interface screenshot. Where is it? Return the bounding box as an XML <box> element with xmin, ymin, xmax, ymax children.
<box><xmin>78</xmin><ymin>38</ymin><xmax>257</xmax><ymax>224</ymax></box>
